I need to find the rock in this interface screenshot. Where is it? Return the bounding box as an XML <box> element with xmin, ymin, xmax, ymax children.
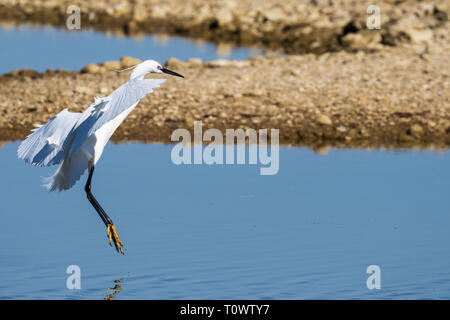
<box><xmin>359</xmin><ymin>128</ymin><xmax>370</xmax><ymax>138</ymax></box>
<box><xmin>390</xmin><ymin>16</ymin><xmax>434</xmax><ymax>45</ymax></box>
<box><xmin>206</xmin><ymin>59</ymin><xmax>230</xmax><ymax>67</ymax></box>
<box><xmin>244</xmin><ymin>89</ymin><xmax>265</xmax><ymax>97</ymax></box>
<box><xmin>408</xmin><ymin>29</ymin><xmax>434</xmax><ymax>44</ymax></box>
<box><xmin>410</xmin><ymin>124</ymin><xmax>424</xmax><ymax>137</ymax></box>
<box><xmin>184</xmin><ymin>115</ymin><xmax>195</xmax><ymax>127</ymax></box>
<box><xmin>8</xmin><ymin>70</ymin><xmax>19</xmax><ymax>77</ymax></box>
<box><xmin>105</xmin><ymin>7</ymin><xmax>114</xmax><ymax>16</ymax></box>
<box><xmin>102</xmin><ymin>60</ymin><xmax>121</xmax><ymax>71</ymax></box>
<box><xmin>341</xmin><ymin>31</ymin><xmax>382</xmax><ymax>51</ymax></box>
<box><xmin>266</xmin><ymin>105</ymin><xmax>278</xmax><ymax>114</ymax></box>
<box><xmin>97</xmin><ymin>65</ymin><xmax>107</xmax><ymax>74</ymax></box>
<box><xmin>113</xmin><ymin>2</ymin><xmax>131</xmax><ymax>17</ymax></box>
<box><xmin>165</xmin><ymin>57</ymin><xmax>185</xmax><ymax>69</ymax></box>
<box><xmin>186</xmin><ymin>58</ymin><xmax>203</xmax><ymax>66</ymax></box>
<box><xmin>399</xmin><ymin>133</ymin><xmax>415</xmax><ymax>142</ymax></box>
<box><xmin>151</xmin><ymin>5</ymin><xmax>170</xmax><ymax>19</ymax></box>
<box><xmin>55</xmin><ymin>68</ymin><xmax>69</xmax><ymax>75</ymax></box>
<box><xmin>133</xmin><ymin>6</ymin><xmax>148</xmax><ymax>22</ymax></box>
<box><xmin>74</xmin><ymin>86</ymin><xmax>94</xmax><ymax>95</ymax></box>
<box><xmin>264</xmin><ymin>7</ymin><xmax>285</xmax><ymax>21</ymax></box>
<box><xmin>232</xmin><ymin>60</ymin><xmax>251</xmax><ymax>68</ymax></box>
<box><xmin>18</xmin><ymin>68</ymin><xmax>39</xmax><ymax>78</ymax></box>
<box><xmin>81</xmin><ymin>63</ymin><xmax>100</xmax><ymax>74</ymax></box>
<box><xmin>317</xmin><ymin>114</ymin><xmax>332</xmax><ymax>125</ymax></box>
<box><xmin>216</xmin><ymin>7</ymin><xmax>233</xmax><ymax>26</ymax></box>
<box><xmin>419</xmin><ymin>3</ymin><xmax>435</xmax><ymax>16</ymax></box>
<box><xmin>120</xmin><ymin>56</ymin><xmax>142</xmax><ymax>68</ymax></box>
<box><xmin>100</xmin><ymin>87</ymin><xmax>109</xmax><ymax>94</ymax></box>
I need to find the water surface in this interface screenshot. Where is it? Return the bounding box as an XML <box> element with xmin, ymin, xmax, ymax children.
<box><xmin>0</xmin><ymin>142</ymin><xmax>449</xmax><ymax>299</ymax></box>
<box><xmin>1</xmin><ymin>19</ymin><xmax>449</xmax><ymax>300</ymax></box>
<box><xmin>0</xmin><ymin>24</ymin><xmax>265</xmax><ymax>74</ymax></box>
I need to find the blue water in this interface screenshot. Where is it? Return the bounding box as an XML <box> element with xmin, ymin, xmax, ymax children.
<box><xmin>0</xmin><ymin>22</ymin><xmax>449</xmax><ymax>300</ymax></box>
<box><xmin>0</xmin><ymin>142</ymin><xmax>449</xmax><ymax>299</ymax></box>
<box><xmin>0</xmin><ymin>24</ymin><xmax>264</xmax><ymax>74</ymax></box>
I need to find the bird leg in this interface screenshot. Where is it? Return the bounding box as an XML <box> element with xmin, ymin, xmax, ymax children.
<box><xmin>107</xmin><ymin>224</ymin><xmax>123</xmax><ymax>253</ymax></box>
<box><xmin>85</xmin><ymin>166</ymin><xmax>124</xmax><ymax>254</ymax></box>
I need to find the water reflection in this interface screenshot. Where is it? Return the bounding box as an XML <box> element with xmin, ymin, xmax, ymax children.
<box><xmin>0</xmin><ymin>22</ymin><xmax>267</xmax><ymax>74</ymax></box>
<box><xmin>105</xmin><ymin>278</ymin><xmax>124</xmax><ymax>300</ymax></box>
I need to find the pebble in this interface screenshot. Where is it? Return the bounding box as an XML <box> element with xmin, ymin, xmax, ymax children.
<box><xmin>102</xmin><ymin>61</ymin><xmax>122</xmax><ymax>71</ymax></box>
<box><xmin>317</xmin><ymin>115</ymin><xmax>332</xmax><ymax>126</ymax></box>
<box><xmin>410</xmin><ymin>124</ymin><xmax>424</xmax><ymax>137</ymax></box>
<box><xmin>81</xmin><ymin>64</ymin><xmax>100</xmax><ymax>74</ymax></box>
<box><xmin>120</xmin><ymin>56</ymin><xmax>142</xmax><ymax>68</ymax></box>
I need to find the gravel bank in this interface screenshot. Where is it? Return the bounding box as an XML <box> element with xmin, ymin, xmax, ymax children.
<box><xmin>0</xmin><ymin>0</ymin><xmax>448</xmax><ymax>53</ymax></box>
<box><xmin>1</xmin><ymin>47</ymin><xmax>449</xmax><ymax>149</ymax></box>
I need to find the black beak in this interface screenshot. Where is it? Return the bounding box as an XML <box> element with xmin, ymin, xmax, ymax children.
<box><xmin>161</xmin><ymin>67</ymin><xmax>184</xmax><ymax>78</ymax></box>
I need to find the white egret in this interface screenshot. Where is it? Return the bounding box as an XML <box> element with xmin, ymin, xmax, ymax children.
<box><xmin>17</xmin><ymin>59</ymin><xmax>184</xmax><ymax>254</ymax></box>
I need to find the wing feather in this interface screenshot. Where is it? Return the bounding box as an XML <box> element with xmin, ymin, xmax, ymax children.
<box><xmin>17</xmin><ymin>109</ymin><xmax>82</xmax><ymax>166</ymax></box>
<box><xmin>68</xmin><ymin>78</ymin><xmax>166</xmax><ymax>157</ymax></box>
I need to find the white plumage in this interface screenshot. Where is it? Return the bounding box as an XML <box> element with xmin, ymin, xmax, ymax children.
<box><xmin>17</xmin><ymin>59</ymin><xmax>176</xmax><ymax>191</ymax></box>
<box><xmin>17</xmin><ymin>59</ymin><xmax>184</xmax><ymax>254</ymax></box>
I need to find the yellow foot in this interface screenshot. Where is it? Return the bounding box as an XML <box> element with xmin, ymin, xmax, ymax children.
<box><xmin>107</xmin><ymin>224</ymin><xmax>124</xmax><ymax>254</ymax></box>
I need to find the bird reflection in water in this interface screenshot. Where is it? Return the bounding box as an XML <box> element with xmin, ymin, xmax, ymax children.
<box><xmin>105</xmin><ymin>278</ymin><xmax>123</xmax><ymax>300</ymax></box>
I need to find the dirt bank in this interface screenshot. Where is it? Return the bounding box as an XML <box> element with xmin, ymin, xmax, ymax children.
<box><xmin>1</xmin><ymin>46</ymin><xmax>449</xmax><ymax>149</ymax></box>
<box><xmin>0</xmin><ymin>0</ymin><xmax>448</xmax><ymax>54</ymax></box>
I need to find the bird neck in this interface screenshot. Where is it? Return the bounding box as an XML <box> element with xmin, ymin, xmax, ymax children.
<box><xmin>129</xmin><ymin>64</ymin><xmax>148</xmax><ymax>80</ymax></box>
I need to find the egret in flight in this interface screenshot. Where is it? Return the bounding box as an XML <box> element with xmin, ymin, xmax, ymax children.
<box><xmin>17</xmin><ymin>59</ymin><xmax>184</xmax><ymax>254</ymax></box>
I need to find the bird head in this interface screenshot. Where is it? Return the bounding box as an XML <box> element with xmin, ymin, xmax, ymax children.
<box><xmin>129</xmin><ymin>59</ymin><xmax>184</xmax><ymax>80</ymax></box>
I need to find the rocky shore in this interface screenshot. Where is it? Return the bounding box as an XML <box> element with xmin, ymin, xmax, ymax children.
<box><xmin>0</xmin><ymin>0</ymin><xmax>448</xmax><ymax>53</ymax></box>
<box><xmin>1</xmin><ymin>47</ymin><xmax>449</xmax><ymax>149</ymax></box>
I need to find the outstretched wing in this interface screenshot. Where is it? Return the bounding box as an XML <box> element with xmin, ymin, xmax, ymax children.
<box><xmin>68</xmin><ymin>78</ymin><xmax>166</xmax><ymax>157</ymax></box>
<box><xmin>17</xmin><ymin>108</ymin><xmax>82</xmax><ymax>166</ymax></box>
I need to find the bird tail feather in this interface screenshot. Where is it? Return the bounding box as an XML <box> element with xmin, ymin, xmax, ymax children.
<box><xmin>43</xmin><ymin>148</ymin><xmax>90</xmax><ymax>192</ymax></box>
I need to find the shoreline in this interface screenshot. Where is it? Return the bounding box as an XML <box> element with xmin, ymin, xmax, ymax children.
<box><xmin>1</xmin><ymin>48</ymin><xmax>449</xmax><ymax>149</ymax></box>
<box><xmin>0</xmin><ymin>0</ymin><xmax>448</xmax><ymax>54</ymax></box>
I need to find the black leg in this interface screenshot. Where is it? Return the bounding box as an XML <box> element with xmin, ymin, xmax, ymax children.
<box><xmin>85</xmin><ymin>166</ymin><xmax>124</xmax><ymax>254</ymax></box>
<box><xmin>85</xmin><ymin>166</ymin><xmax>112</xmax><ymax>226</ymax></box>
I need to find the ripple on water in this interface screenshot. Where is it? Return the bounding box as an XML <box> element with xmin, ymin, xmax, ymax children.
<box><xmin>1</xmin><ymin>143</ymin><xmax>450</xmax><ymax>298</ymax></box>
